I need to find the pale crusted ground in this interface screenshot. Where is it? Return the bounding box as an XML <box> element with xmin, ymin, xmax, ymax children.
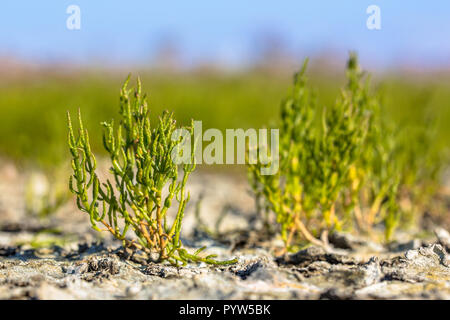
<box><xmin>0</xmin><ymin>162</ymin><xmax>450</xmax><ymax>300</ymax></box>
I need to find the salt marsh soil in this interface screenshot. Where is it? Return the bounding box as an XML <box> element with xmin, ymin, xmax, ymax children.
<box><xmin>0</xmin><ymin>162</ymin><xmax>450</xmax><ymax>300</ymax></box>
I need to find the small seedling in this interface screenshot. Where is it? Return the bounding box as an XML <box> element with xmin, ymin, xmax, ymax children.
<box><xmin>67</xmin><ymin>76</ymin><xmax>237</xmax><ymax>266</ymax></box>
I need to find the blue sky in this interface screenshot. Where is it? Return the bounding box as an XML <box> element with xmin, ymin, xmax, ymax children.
<box><xmin>0</xmin><ymin>1</ymin><xmax>449</xmax><ymax>69</ymax></box>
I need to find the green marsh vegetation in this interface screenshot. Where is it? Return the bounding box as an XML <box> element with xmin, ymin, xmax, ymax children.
<box><xmin>247</xmin><ymin>55</ymin><xmax>450</xmax><ymax>251</ymax></box>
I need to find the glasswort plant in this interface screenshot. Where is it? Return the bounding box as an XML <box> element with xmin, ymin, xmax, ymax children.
<box><xmin>67</xmin><ymin>76</ymin><xmax>237</xmax><ymax>266</ymax></box>
<box><xmin>247</xmin><ymin>55</ymin><xmax>377</xmax><ymax>250</ymax></box>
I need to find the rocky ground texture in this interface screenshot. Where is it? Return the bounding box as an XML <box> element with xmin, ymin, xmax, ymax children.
<box><xmin>0</xmin><ymin>163</ymin><xmax>449</xmax><ymax>299</ymax></box>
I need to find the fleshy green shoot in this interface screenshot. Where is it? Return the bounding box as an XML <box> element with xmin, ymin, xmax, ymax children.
<box><xmin>67</xmin><ymin>76</ymin><xmax>237</xmax><ymax>266</ymax></box>
<box><xmin>247</xmin><ymin>53</ymin><xmax>441</xmax><ymax>251</ymax></box>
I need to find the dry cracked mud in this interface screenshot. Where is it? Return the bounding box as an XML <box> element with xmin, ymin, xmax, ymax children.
<box><xmin>0</xmin><ymin>163</ymin><xmax>449</xmax><ymax>300</ymax></box>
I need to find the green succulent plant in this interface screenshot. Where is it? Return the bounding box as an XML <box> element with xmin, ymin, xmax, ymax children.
<box><xmin>247</xmin><ymin>54</ymin><xmax>407</xmax><ymax>250</ymax></box>
<box><xmin>67</xmin><ymin>76</ymin><xmax>237</xmax><ymax>266</ymax></box>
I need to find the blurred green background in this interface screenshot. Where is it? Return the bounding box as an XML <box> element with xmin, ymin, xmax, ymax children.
<box><xmin>1</xmin><ymin>2</ymin><xmax>449</xmax><ymax>173</ymax></box>
<box><xmin>0</xmin><ymin>67</ymin><xmax>449</xmax><ymax>172</ymax></box>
